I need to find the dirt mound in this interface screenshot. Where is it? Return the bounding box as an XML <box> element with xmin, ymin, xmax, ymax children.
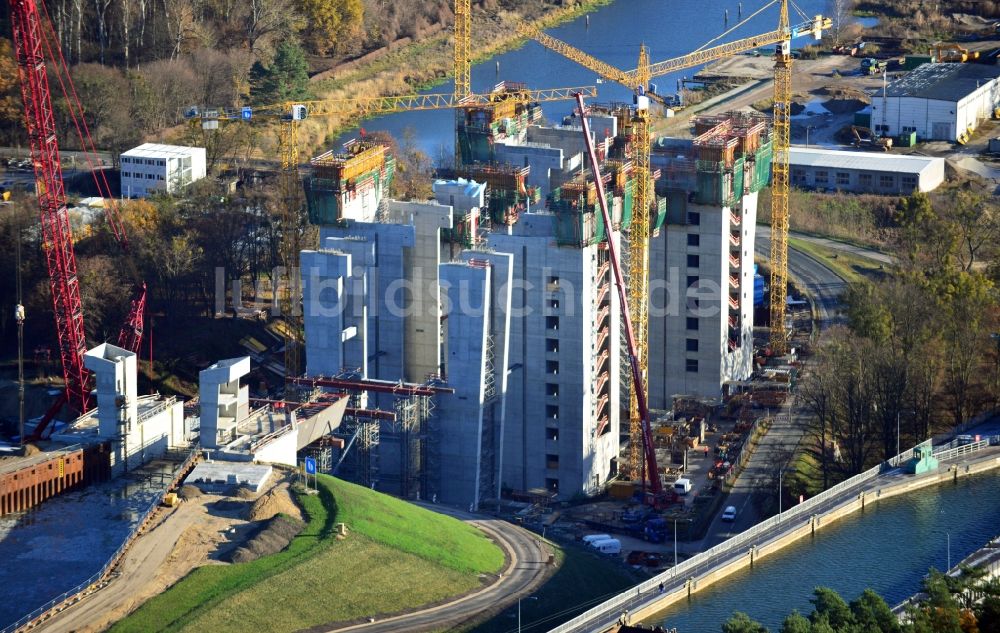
<box><xmin>232</xmin><ymin>486</ymin><xmax>257</xmax><ymax>499</ymax></box>
<box><xmin>225</xmin><ymin>515</ymin><xmax>304</xmax><ymax>564</ymax></box>
<box><xmin>22</xmin><ymin>443</ymin><xmax>40</xmax><ymax>457</ymax></box>
<box><xmin>212</xmin><ymin>499</ymin><xmax>248</xmax><ymax>515</ymax></box>
<box><xmin>815</xmin><ymin>86</ymin><xmax>870</xmax><ymax>115</ymax></box>
<box><xmin>178</xmin><ymin>485</ymin><xmax>202</xmax><ymax>500</ymax></box>
<box><xmin>248</xmin><ymin>486</ymin><xmax>302</xmax><ymax>522</ymax></box>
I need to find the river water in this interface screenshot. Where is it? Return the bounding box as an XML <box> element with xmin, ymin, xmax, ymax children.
<box><xmin>334</xmin><ymin>0</ymin><xmax>835</xmax><ymax>157</ymax></box>
<box><xmin>650</xmin><ymin>470</ymin><xmax>1000</xmax><ymax>632</ymax></box>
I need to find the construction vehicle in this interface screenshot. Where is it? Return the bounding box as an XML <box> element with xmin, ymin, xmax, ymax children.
<box><xmin>860</xmin><ymin>58</ymin><xmax>888</xmax><ymax>75</ymax></box>
<box><xmin>933</xmin><ymin>43</ymin><xmax>980</xmax><ymax>63</ymax></box>
<box><xmin>162</xmin><ymin>492</ymin><xmax>181</xmax><ymax>507</ymax></box>
<box><xmin>852</xmin><ymin>125</ymin><xmax>892</xmax><ymax>150</ymax></box>
<box><xmin>8</xmin><ymin>0</ymin><xmax>147</xmax><ymax>439</ymax></box>
<box><xmin>521</xmin><ymin>3</ymin><xmax>831</xmax><ymax>481</ymax></box>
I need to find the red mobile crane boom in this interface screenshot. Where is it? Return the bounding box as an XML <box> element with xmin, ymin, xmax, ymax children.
<box><xmin>575</xmin><ymin>93</ymin><xmax>663</xmax><ymax>498</ymax></box>
<box><xmin>10</xmin><ymin>0</ymin><xmax>146</xmax><ymax>438</ymax></box>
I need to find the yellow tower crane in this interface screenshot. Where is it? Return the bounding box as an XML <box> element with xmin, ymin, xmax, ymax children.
<box><xmin>520</xmin><ymin>1</ymin><xmax>829</xmax><ymax>478</ymax></box>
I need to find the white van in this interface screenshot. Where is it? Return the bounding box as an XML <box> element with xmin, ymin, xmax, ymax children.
<box><xmin>592</xmin><ymin>538</ymin><xmax>622</xmax><ymax>555</ymax></box>
<box><xmin>674</xmin><ymin>478</ymin><xmax>692</xmax><ymax>495</ymax></box>
<box><xmin>583</xmin><ymin>533</ymin><xmax>612</xmax><ymax>545</ymax></box>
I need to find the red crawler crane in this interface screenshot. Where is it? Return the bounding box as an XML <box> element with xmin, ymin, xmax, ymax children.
<box><xmin>10</xmin><ymin>0</ymin><xmax>146</xmax><ymax>439</ymax></box>
<box><xmin>576</xmin><ymin>92</ymin><xmax>669</xmax><ymax>505</ymax></box>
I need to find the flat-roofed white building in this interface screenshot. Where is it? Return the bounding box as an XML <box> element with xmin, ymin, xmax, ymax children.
<box><xmin>120</xmin><ymin>143</ymin><xmax>206</xmax><ymax>197</ymax></box>
<box><xmin>789</xmin><ymin>147</ymin><xmax>945</xmax><ymax>194</ymax></box>
<box><xmin>871</xmin><ymin>63</ymin><xmax>1000</xmax><ymax>141</ymax></box>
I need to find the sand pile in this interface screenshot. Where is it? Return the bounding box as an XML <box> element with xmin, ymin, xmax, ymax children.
<box><xmin>225</xmin><ymin>515</ymin><xmax>304</xmax><ymax>563</ymax></box>
<box><xmin>248</xmin><ymin>486</ymin><xmax>302</xmax><ymax>522</ymax></box>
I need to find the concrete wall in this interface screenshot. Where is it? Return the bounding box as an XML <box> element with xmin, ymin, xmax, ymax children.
<box><xmin>648</xmin><ymin>190</ymin><xmax>755</xmax><ymax>404</ymax></box>
<box><xmin>199</xmin><ymin>357</ymin><xmax>251</xmax><ymax>449</ymax></box>
<box><xmin>253</xmin><ymin>429</ymin><xmax>299</xmax><ymax>467</ymax></box>
<box><xmin>386</xmin><ymin>201</ymin><xmax>453</xmax><ymax>382</ymax></box>
<box><xmin>435</xmin><ymin>262</ymin><xmax>491</xmax><ymax>507</ymax></box>
<box><xmin>488</xmin><ymin>212</ymin><xmax>620</xmax><ymax>498</ymax></box>
<box><xmin>495</xmin><ymin>143</ymin><xmax>564</xmax><ymax>199</ymax></box>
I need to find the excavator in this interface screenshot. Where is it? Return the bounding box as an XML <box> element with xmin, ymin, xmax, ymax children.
<box><xmin>852</xmin><ymin>126</ymin><xmax>892</xmax><ymax>151</ymax></box>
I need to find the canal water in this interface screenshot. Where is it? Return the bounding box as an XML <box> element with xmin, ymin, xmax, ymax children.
<box><xmin>651</xmin><ymin>470</ymin><xmax>1000</xmax><ymax>632</ymax></box>
<box><xmin>0</xmin><ymin>461</ymin><xmax>180</xmax><ymax>628</ymax></box>
<box><xmin>334</xmin><ymin>0</ymin><xmax>836</xmax><ymax>156</ymax></box>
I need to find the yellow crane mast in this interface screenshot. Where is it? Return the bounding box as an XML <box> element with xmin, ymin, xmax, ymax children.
<box><xmin>454</xmin><ymin>0</ymin><xmax>471</xmax><ymax>165</ymax></box>
<box><xmin>520</xmin><ymin>2</ymin><xmax>829</xmax><ymax>477</ymax></box>
<box><xmin>769</xmin><ymin>0</ymin><xmax>793</xmax><ymax>354</ymax></box>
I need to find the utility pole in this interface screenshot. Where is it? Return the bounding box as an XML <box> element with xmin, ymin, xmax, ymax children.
<box><xmin>15</xmin><ymin>221</ymin><xmax>25</xmax><ymax>447</ymax></box>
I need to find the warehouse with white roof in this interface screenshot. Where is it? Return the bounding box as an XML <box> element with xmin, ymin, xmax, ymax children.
<box><xmin>789</xmin><ymin>147</ymin><xmax>945</xmax><ymax>194</ymax></box>
<box><xmin>120</xmin><ymin>143</ymin><xmax>206</xmax><ymax>198</ymax></box>
<box><xmin>870</xmin><ymin>63</ymin><xmax>1000</xmax><ymax>141</ymax></box>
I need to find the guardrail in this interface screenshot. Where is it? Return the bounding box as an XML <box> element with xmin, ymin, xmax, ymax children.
<box><xmin>548</xmin><ymin>437</ymin><xmax>998</xmax><ymax>633</ymax></box>
<box><xmin>0</xmin><ymin>446</ymin><xmax>199</xmax><ymax>633</ymax></box>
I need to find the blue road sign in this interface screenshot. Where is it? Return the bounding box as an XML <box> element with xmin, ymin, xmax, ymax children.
<box><xmin>304</xmin><ymin>457</ymin><xmax>317</xmax><ymax>475</ymax></box>
<box><xmin>241</xmin><ymin>107</ymin><xmax>252</xmax><ymax>121</ymax></box>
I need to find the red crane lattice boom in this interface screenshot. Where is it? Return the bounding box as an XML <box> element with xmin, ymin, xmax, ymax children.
<box><xmin>10</xmin><ymin>0</ymin><xmax>91</xmax><ymax>416</ymax></box>
<box><xmin>10</xmin><ymin>0</ymin><xmax>148</xmax><ymax>439</ymax></box>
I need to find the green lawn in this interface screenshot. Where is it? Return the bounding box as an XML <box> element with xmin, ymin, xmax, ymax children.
<box><xmin>111</xmin><ymin>475</ymin><xmax>503</xmax><ymax>633</ymax></box>
<box><xmin>787</xmin><ymin>237</ymin><xmax>886</xmax><ymax>285</ymax></box>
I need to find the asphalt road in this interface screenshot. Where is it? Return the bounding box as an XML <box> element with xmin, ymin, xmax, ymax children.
<box><xmin>756</xmin><ymin>226</ymin><xmax>851</xmax><ymax>327</ymax></box>
<box><xmin>324</xmin><ymin>505</ymin><xmax>551</xmax><ymax>633</ymax></box>
<box><xmin>693</xmin><ymin>227</ymin><xmax>861</xmax><ymax>547</ymax></box>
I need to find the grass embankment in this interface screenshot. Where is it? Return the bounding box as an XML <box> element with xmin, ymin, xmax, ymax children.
<box><xmin>787</xmin><ymin>236</ymin><xmax>886</xmax><ymax>285</ymax></box>
<box><xmin>110</xmin><ymin>475</ymin><xmax>503</xmax><ymax>633</ymax></box>
<box><xmin>463</xmin><ymin>545</ymin><xmax>637</xmax><ymax>633</ymax></box>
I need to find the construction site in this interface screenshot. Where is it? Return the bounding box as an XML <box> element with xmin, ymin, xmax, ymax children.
<box><xmin>4</xmin><ymin>0</ymin><xmax>941</xmax><ymax>628</ymax></box>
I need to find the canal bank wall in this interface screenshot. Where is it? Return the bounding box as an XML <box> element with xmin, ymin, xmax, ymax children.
<box><xmin>621</xmin><ymin>451</ymin><xmax>1000</xmax><ymax>628</ymax></box>
<box><xmin>550</xmin><ymin>443</ymin><xmax>1000</xmax><ymax>633</ymax></box>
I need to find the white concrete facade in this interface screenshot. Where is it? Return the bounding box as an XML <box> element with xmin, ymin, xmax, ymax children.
<box><xmin>198</xmin><ymin>357</ymin><xmax>251</xmax><ymax>449</ymax></box>
<box><xmin>648</xmin><ymin>192</ymin><xmax>757</xmax><ymax>404</ymax></box>
<box><xmin>789</xmin><ymin>147</ymin><xmax>945</xmax><ymax>194</ymax></box>
<box><xmin>73</xmin><ymin>343</ymin><xmax>186</xmax><ymax>475</ymax></box>
<box><xmin>488</xmin><ymin>212</ymin><xmax>621</xmax><ymax>499</ymax></box>
<box><xmin>120</xmin><ymin>143</ymin><xmax>206</xmax><ymax>197</ymax></box>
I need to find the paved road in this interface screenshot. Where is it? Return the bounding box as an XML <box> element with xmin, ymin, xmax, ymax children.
<box><xmin>692</xmin><ymin>227</ymin><xmax>860</xmax><ymax>547</ymax></box>
<box><xmin>756</xmin><ymin>226</ymin><xmax>851</xmax><ymax>327</ymax></box>
<box><xmin>561</xmin><ymin>445</ymin><xmax>1000</xmax><ymax>633</ymax></box>
<box><xmin>324</xmin><ymin>505</ymin><xmax>551</xmax><ymax>633</ymax></box>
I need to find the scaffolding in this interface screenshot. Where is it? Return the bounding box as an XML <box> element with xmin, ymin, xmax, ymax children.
<box><xmin>304</xmin><ymin>140</ymin><xmax>396</xmax><ymax>225</ymax></box>
<box><xmin>457</xmin><ymin>82</ymin><xmax>544</xmax><ymax>164</ymax></box>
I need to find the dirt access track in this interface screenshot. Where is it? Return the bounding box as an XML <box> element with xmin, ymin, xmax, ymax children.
<box><xmin>37</xmin><ymin>473</ymin><xmax>303</xmax><ymax>633</ymax></box>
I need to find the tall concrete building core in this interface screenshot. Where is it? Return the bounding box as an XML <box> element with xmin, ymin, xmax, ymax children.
<box><xmin>649</xmin><ymin>112</ymin><xmax>773</xmax><ymax>402</ymax></box>
<box><xmin>303</xmin><ymin>196</ymin><xmax>512</xmax><ymax>507</ymax></box>
<box><xmin>488</xmin><ymin>202</ymin><xmax>622</xmax><ymax>498</ymax></box>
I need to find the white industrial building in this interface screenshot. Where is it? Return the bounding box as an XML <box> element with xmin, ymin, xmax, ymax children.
<box><xmin>120</xmin><ymin>143</ymin><xmax>206</xmax><ymax>197</ymax></box>
<box><xmin>871</xmin><ymin>63</ymin><xmax>1000</xmax><ymax>141</ymax></box>
<box><xmin>789</xmin><ymin>147</ymin><xmax>945</xmax><ymax>194</ymax></box>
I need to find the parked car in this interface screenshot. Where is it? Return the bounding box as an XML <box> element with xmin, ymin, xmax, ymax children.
<box><xmin>627</xmin><ymin>550</ymin><xmax>650</xmax><ymax>565</ymax></box>
<box><xmin>721</xmin><ymin>505</ymin><xmax>737</xmax><ymax>522</ymax></box>
<box><xmin>643</xmin><ymin>553</ymin><xmax>664</xmax><ymax>567</ymax></box>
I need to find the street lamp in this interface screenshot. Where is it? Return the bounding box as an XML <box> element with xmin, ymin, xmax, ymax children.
<box><xmin>519</xmin><ymin>596</ymin><xmax>539</xmax><ymax>632</ymax></box>
<box><xmin>806</xmin><ymin>125</ymin><xmax>814</xmax><ymax>147</ymax></box>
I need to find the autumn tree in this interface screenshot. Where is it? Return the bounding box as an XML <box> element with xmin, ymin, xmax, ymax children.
<box><xmin>299</xmin><ymin>0</ymin><xmax>364</xmax><ymax>55</ymax></box>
